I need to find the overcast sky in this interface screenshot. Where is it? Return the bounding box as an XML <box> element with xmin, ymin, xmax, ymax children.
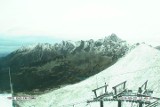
<box><xmin>0</xmin><ymin>0</ymin><xmax>160</xmax><ymax>53</ymax></box>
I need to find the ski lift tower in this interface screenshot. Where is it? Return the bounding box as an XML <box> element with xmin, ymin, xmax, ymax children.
<box><xmin>88</xmin><ymin>80</ymin><xmax>160</xmax><ymax>107</ymax></box>
<box><xmin>88</xmin><ymin>82</ymin><xmax>113</xmax><ymax>107</ymax></box>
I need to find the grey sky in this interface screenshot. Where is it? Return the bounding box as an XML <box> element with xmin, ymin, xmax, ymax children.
<box><xmin>0</xmin><ymin>36</ymin><xmax>61</xmax><ymax>53</ymax></box>
<box><xmin>0</xmin><ymin>0</ymin><xmax>160</xmax><ymax>53</ymax></box>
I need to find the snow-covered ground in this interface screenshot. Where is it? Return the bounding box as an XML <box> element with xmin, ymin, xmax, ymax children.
<box><xmin>0</xmin><ymin>94</ymin><xmax>12</xmax><ymax>107</ymax></box>
<box><xmin>16</xmin><ymin>44</ymin><xmax>160</xmax><ymax>107</ymax></box>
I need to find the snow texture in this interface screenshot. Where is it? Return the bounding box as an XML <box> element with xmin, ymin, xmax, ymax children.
<box><xmin>16</xmin><ymin>44</ymin><xmax>160</xmax><ymax>107</ymax></box>
<box><xmin>0</xmin><ymin>94</ymin><xmax>12</xmax><ymax>107</ymax></box>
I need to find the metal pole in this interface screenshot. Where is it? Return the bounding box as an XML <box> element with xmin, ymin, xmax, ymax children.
<box><xmin>9</xmin><ymin>67</ymin><xmax>13</xmax><ymax>94</ymax></box>
<box><xmin>118</xmin><ymin>101</ymin><xmax>122</xmax><ymax>107</ymax></box>
<box><xmin>9</xmin><ymin>67</ymin><xmax>15</xmax><ymax>107</ymax></box>
<box><xmin>105</xmin><ymin>82</ymin><xmax>107</xmax><ymax>93</ymax></box>
<box><xmin>100</xmin><ymin>100</ymin><xmax>104</xmax><ymax>107</ymax></box>
<box><xmin>139</xmin><ymin>102</ymin><xmax>143</xmax><ymax>107</ymax></box>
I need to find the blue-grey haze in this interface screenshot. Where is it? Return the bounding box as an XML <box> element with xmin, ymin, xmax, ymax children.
<box><xmin>0</xmin><ymin>35</ymin><xmax>61</xmax><ymax>55</ymax></box>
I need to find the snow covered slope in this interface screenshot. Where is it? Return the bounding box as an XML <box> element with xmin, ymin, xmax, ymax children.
<box><xmin>16</xmin><ymin>44</ymin><xmax>160</xmax><ymax>107</ymax></box>
<box><xmin>0</xmin><ymin>94</ymin><xmax>12</xmax><ymax>107</ymax></box>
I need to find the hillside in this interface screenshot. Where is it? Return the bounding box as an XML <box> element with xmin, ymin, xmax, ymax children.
<box><xmin>0</xmin><ymin>53</ymin><xmax>8</xmax><ymax>58</ymax></box>
<box><xmin>0</xmin><ymin>34</ymin><xmax>129</xmax><ymax>93</ymax></box>
<box><xmin>15</xmin><ymin>44</ymin><xmax>160</xmax><ymax>107</ymax></box>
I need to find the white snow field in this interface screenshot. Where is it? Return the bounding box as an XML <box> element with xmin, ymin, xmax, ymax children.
<box><xmin>16</xmin><ymin>44</ymin><xmax>160</xmax><ymax>107</ymax></box>
<box><xmin>0</xmin><ymin>94</ymin><xmax>12</xmax><ymax>107</ymax></box>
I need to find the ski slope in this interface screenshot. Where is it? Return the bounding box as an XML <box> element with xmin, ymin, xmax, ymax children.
<box><xmin>16</xmin><ymin>44</ymin><xmax>160</xmax><ymax>107</ymax></box>
<box><xmin>0</xmin><ymin>94</ymin><xmax>12</xmax><ymax>107</ymax></box>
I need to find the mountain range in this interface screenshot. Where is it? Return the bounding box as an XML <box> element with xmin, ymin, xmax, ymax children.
<box><xmin>0</xmin><ymin>34</ymin><xmax>130</xmax><ymax>93</ymax></box>
<box><xmin>15</xmin><ymin>44</ymin><xmax>160</xmax><ymax>107</ymax></box>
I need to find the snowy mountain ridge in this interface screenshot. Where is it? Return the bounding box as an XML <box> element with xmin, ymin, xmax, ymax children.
<box><xmin>16</xmin><ymin>44</ymin><xmax>160</xmax><ymax>107</ymax></box>
<box><xmin>0</xmin><ymin>34</ymin><xmax>131</xmax><ymax>93</ymax></box>
<box><xmin>14</xmin><ymin>34</ymin><xmax>129</xmax><ymax>57</ymax></box>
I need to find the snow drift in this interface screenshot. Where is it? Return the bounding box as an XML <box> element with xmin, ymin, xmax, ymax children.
<box><xmin>0</xmin><ymin>94</ymin><xmax>12</xmax><ymax>107</ymax></box>
<box><xmin>16</xmin><ymin>44</ymin><xmax>160</xmax><ymax>107</ymax></box>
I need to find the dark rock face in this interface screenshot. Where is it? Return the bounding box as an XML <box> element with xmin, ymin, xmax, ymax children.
<box><xmin>0</xmin><ymin>34</ymin><xmax>129</xmax><ymax>93</ymax></box>
<box><xmin>0</xmin><ymin>53</ymin><xmax>8</xmax><ymax>58</ymax></box>
<box><xmin>155</xmin><ymin>46</ymin><xmax>160</xmax><ymax>50</ymax></box>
